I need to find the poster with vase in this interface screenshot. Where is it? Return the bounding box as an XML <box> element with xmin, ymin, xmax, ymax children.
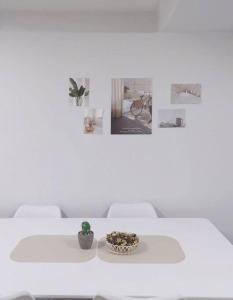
<box><xmin>84</xmin><ymin>108</ymin><xmax>103</xmax><ymax>134</ymax></box>
<box><xmin>158</xmin><ymin>109</ymin><xmax>186</xmax><ymax>128</ymax></box>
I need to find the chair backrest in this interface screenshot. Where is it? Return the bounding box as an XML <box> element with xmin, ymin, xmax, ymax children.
<box><xmin>0</xmin><ymin>292</ymin><xmax>35</xmax><ymax>300</ymax></box>
<box><xmin>107</xmin><ymin>202</ymin><xmax>158</xmax><ymax>218</ymax></box>
<box><xmin>95</xmin><ymin>293</ymin><xmax>182</xmax><ymax>300</ymax></box>
<box><xmin>14</xmin><ymin>205</ymin><xmax>62</xmax><ymax>218</ymax></box>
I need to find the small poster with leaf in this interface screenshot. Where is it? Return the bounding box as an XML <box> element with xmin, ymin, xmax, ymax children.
<box><xmin>69</xmin><ymin>78</ymin><xmax>90</xmax><ymax>106</ymax></box>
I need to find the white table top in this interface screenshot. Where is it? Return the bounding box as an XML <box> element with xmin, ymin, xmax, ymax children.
<box><xmin>0</xmin><ymin>218</ymin><xmax>233</xmax><ymax>298</ymax></box>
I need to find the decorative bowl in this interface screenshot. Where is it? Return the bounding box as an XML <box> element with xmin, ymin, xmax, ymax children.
<box><xmin>105</xmin><ymin>231</ymin><xmax>139</xmax><ymax>255</ymax></box>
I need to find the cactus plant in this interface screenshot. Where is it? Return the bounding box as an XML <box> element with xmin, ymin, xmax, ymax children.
<box><xmin>81</xmin><ymin>221</ymin><xmax>91</xmax><ymax>235</ymax></box>
<box><xmin>78</xmin><ymin>221</ymin><xmax>94</xmax><ymax>249</ymax></box>
<box><xmin>69</xmin><ymin>78</ymin><xmax>89</xmax><ymax>106</ymax></box>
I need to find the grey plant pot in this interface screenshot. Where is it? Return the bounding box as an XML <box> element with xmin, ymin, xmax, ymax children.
<box><xmin>78</xmin><ymin>231</ymin><xmax>94</xmax><ymax>249</ymax></box>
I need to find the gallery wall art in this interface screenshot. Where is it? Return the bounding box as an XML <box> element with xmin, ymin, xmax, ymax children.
<box><xmin>158</xmin><ymin>109</ymin><xmax>186</xmax><ymax>128</ymax></box>
<box><xmin>111</xmin><ymin>78</ymin><xmax>152</xmax><ymax>134</ymax></box>
<box><xmin>171</xmin><ymin>84</ymin><xmax>201</xmax><ymax>104</ymax></box>
<box><xmin>69</xmin><ymin>77</ymin><xmax>90</xmax><ymax>106</ymax></box>
<box><xmin>84</xmin><ymin>108</ymin><xmax>103</xmax><ymax>134</ymax></box>
<box><xmin>67</xmin><ymin>78</ymin><xmax>201</xmax><ymax>134</ymax></box>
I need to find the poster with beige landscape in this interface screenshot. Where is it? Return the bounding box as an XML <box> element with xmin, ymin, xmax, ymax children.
<box><xmin>111</xmin><ymin>78</ymin><xmax>152</xmax><ymax>134</ymax></box>
<box><xmin>171</xmin><ymin>84</ymin><xmax>201</xmax><ymax>104</ymax></box>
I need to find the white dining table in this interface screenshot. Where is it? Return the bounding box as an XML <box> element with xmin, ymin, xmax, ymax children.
<box><xmin>0</xmin><ymin>218</ymin><xmax>233</xmax><ymax>299</ymax></box>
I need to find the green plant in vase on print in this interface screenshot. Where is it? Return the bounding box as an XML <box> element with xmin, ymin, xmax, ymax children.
<box><xmin>69</xmin><ymin>78</ymin><xmax>89</xmax><ymax>106</ymax></box>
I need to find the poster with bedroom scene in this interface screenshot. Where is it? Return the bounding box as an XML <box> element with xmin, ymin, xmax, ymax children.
<box><xmin>111</xmin><ymin>78</ymin><xmax>152</xmax><ymax>134</ymax></box>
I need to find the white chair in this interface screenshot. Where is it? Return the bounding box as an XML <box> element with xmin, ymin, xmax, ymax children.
<box><xmin>107</xmin><ymin>202</ymin><xmax>158</xmax><ymax>218</ymax></box>
<box><xmin>0</xmin><ymin>292</ymin><xmax>35</xmax><ymax>300</ymax></box>
<box><xmin>95</xmin><ymin>293</ymin><xmax>182</xmax><ymax>300</ymax></box>
<box><xmin>14</xmin><ymin>204</ymin><xmax>62</xmax><ymax>218</ymax></box>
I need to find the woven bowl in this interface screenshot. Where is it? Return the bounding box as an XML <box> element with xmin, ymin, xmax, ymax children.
<box><xmin>105</xmin><ymin>232</ymin><xmax>139</xmax><ymax>255</ymax></box>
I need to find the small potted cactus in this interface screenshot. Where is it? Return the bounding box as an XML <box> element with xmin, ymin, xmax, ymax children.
<box><xmin>78</xmin><ymin>221</ymin><xmax>94</xmax><ymax>249</ymax></box>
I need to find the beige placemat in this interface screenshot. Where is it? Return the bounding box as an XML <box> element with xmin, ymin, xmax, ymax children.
<box><xmin>10</xmin><ymin>235</ymin><xmax>97</xmax><ymax>263</ymax></box>
<box><xmin>97</xmin><ymin>235</ymin><xmax>185</xmax><ymax>264</ymax></box>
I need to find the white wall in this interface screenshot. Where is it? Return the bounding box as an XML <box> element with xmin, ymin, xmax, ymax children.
<box><xmin>1</xmin><ymin>30</ymin><xmax>233</xmax><ymax>241</ymax></box>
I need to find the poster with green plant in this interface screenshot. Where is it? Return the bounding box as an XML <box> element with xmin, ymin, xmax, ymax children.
<box><xmin>69</xmin><ymin>78</ymin><xmax>90</xmax><ymax>106</ymax></box>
